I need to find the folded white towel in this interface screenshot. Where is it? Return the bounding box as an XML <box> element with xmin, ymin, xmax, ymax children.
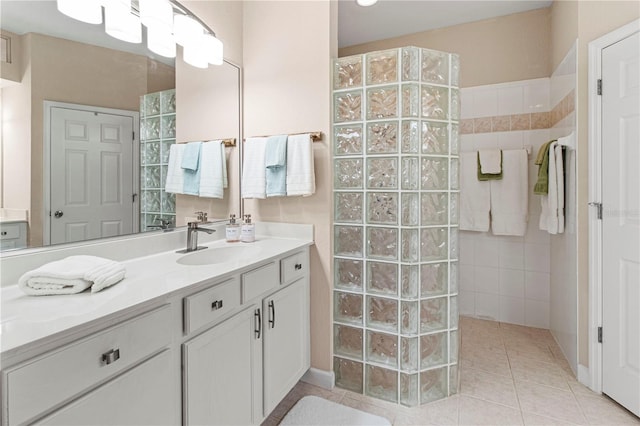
<box><xmin>460</xmin><ymin>152</ymin><xmax>491</xmax><ymax>232</ymax></box>
<box><xmin>555</xmin><ymin>143</ymin><xmax>565</xmax><ymax>234</ymax></box>
<box><xmin>242</xmin><ymin>137</ymin><xmax>268</xmax><ymax>199</ymax></box>
<box><xmin>199</xmin><ymin>140</ymin><xmax>227</xmax><ymax>199</ymax></box>
<box><xmin>286</xmin><ymin>134</ymin><xmax>315</xmax><ymax>196</ymax></box>
<box><xmin>540</xmin><ymin>141</ymin><xmax>565</xmax><ymax>234</ymax></box>
<box><xmin>479</xmin><ymin>149</ymin><xmax>502</xmax><ymax>174</ymax></box>
<box><xmin>18</xmin><ymin>255</ymin><xmax>126</xmax><ymax>296</ymax></box>
<box><xmin>165</xmin><ymin>144</ymin><xmax>185</xmax><ymax>194</ymax></box>
<box><xmin>490</xmin><ymin>149</ymin><xmax>528</xmax><ymax>236</ymax></box>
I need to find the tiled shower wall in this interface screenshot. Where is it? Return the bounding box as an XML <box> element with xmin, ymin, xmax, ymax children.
<box><xmin>332</xmin><ymin>47</ymin><xmax>460</xmax><ymax>407</ymax></box>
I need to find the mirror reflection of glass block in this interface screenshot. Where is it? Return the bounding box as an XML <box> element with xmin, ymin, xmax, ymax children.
<box><xmin>421</xmin><ymin>49</ymin><xmax>449</xmax><ymax>85</ymax></box>
<box><xmin>160</xmin><ymin>214</ymin><xmax>175</xmax><ymax>228</ymax></box>
<box><xmin>401</xmin><ymin>265</ymin><xmax>419</xmax><ymax>299</ymax></box>
<box><xmin>144</xmin><ymin>93</ymin><xmax>161</xmax><ymax>116</ymax></box>
<box><xmin>421</xmin><ymin>227</ymin><xmax>448</xmax><ymax>261</ymax></box>
<box><xmin>401</xmin><ymin>337</ymin><xmax>419</xmax><ymax>372</ymax></box>
<box><xmin>450</xmin><ymin>192</ymin><xmax>459</xmax><ymax>224</ymax></box>
<box><xmin>367</xmin><ymin>86</ymin><xmax>398</xmax><ymax>120</ymax></box>
<box><xmin>139</xmin><ymin>96</ymin><xmax>145</xmax><ymax>117</ymax></box>
<box><xmin>367</xmin><ymin>330</ymin><xmax>398</xmax><ymax>367</ymax></box>
<box><xmin>421</xmin><ymin>157</ymin><xmax>449</xmax><ymax>191</ymax></box>
<box><xmin>161</xmin><ymin>191</ymin><xmax>175</xmax><ymax>213</ymax></box>
<box><xmin>334</xmin><ymin>125</ymin><xmax>363</xmax><ymax>156</ymax></box>
<box><xmin>450</xmin><ymin>263</ymin><xmax>459</xmax><ymax>294</ymax></box>
<box><xmin>334</xmin><ymin>56</ymin><xmax>363</xmax><ymax>90</ymax></box>
<box><xmin>451</xmin><ymin>89</ymin><xmax>460</xmax><ymax>120</ymax></box>
<box><xmin>335</xmin><ymin>226</ymin><xmax>363</xmax><ymax>257</ymax></box>
<box><xmin>367</xmin><ymin>193</ymin><xmax>397</xmax><ymax>224</ymax></box>
<box><xmin>335</xmin><ymin>192</ymin><xmax>363</xmax><ymax>223</ymax></box>
<box><xmin>366</xmin><ymin>122</ymin><xmax>398</xmax><ymax>154</ymax></box>
<box><xmin>449</xmin><ymin>365</ymin><xmax>459</xmax><ymax>395</ymax></box>
<box><xmin>367</xmin><ymin>227</ymin><xmax>398</xmax><ymax>261</ymax></box>
<box><xmin>450</xmin><ymin>330</ymin><xmax>459</xmax><ymax>364</ymax></box>
<box><xmin>401</xmin><ymin>300</ymin><xmax>419</xmax><ymax>335</ymax></box>
<box><xmin>400</xmin><ymin>373</ymin><xmax>419</xmax><ymax>407</ymax></box>
<box><xmin>401</xmin><ymin>47</ymin><xmax>419</xmax><ymax>82</ymax></box>
<box><xmin>420</xmin><ymin>297</ymin><xmax>448</xmax><ymax>333</ymax></box>
<box><xmin>450</xmin><ymin>158</ymin><xmax>460</xmax><ymax>190</ymax></box>
<box><xmin>366</xmin><ymin>49</ymin><xmax>398</xmax><ymax>85</ymax></box>
<box><xmin>334</xmin><ymin>91</ymin><xmax>363</xmax><ymax>123</ymax></box>
<box><xmin>450</xmin><ymin>124</ymin><xmax>459</xmax><ymax>155</ymax></box>
<box><xmin>367</xmin><ymin>295</ymin><xmax>398</xmax><ymax>332</ymax></box>
<box><xmin>451</xmin><ymin>54</ymin><xmax>460</xmax><ymax>87</ymax></box>
<box><xmin>422</xmin><ymin>121</ymin><xmax>449</xmax><ymax>154</ymax></box>
<box><xmin>161</xmin><ymin>89</ymin><xmax>176</xmax><ymax>114</ymax></box>
<box><xmin>161</xmin><ymin>115</ymin><xmax>176</xmax><ymax>139</ymax></box>
<box><xmin>161</xmin><ymin>140</ymin><xmax>175</xmax><ymax>164</ymax></box>
<box><xmin>420</xmin><ymin>368</ymin><xmax>447</xmax><ymax>404</ymax></box>
<box><xmin>335</xmin><ymin>159</ymin><xmax>363</xmax><ymax>189</ymax></box>
<box><xmin>334</xmin><ymin>324</ymin><xmax>363</xmax><ymax>359</ymax></box>
<box><xmin>401</xmin><ymin>229</ymin><xmax>418</xmax><ymax>263</ymax></box>
<box><xmin>335</xmin><ymin>259</ymin><xmax>363</xmax><ymax>291</ymax></box>
<box><xmin>161</xmin><ymin>165</ymin><xmax>168</xmax><ymax>186</ymax></box>
<box><xmin>420</xmin><ymin>332</ymin><xmax>448</xmax><ymax>369</ymax></box>
<box><xmin>421</xmin><ymin>262</ymin><xmax>448</xmax><ymax>297</ymax></box>
<box><xmin>144</xmin><ymin>166</ymin><xmax>161</xmax><ymax>189</ymax></box>
<box><xmin>401</xmin><ymin>193</ymin><xmax>419</xmax><ymax>226</ymax></box>
<box><xmin>334</xmin><ymin>357</ymin><xmax>363</xmax><ymax>393</ymax></box>
<box><xmin>450</xmin><ymin>295</ymin><xmax>459</xmax><ymax>329</ymax></box>
<box><xmin>144</xmin><ymin>117</ymin><xmax>160</xmax><ymax>140</ymax></box>
<box><xmin>367</xmin><ymin>158</ymin><xmax>397</xmax><ymax>189</ymax></box>
<box><xmin>401</xmin><ymin>84</ymin><xmax>420</xmax><ymax>118</ymax></box>
<box><xmin>401</xmin><ymin>157</ymin><xmax>419</xmax><ymax>190</ymax></box>
<box><xmin>367</xmin><ymin>261</ymin><xmax>398</xmax><ymax>296</ymax></box>
<box><xmin>334</xmin><ymin>291</ymin><xmax>363</xmax><ymax>325</ymax></box>
<box><xmin>450</xmin><ymin>228</ymin><xmax>459</xmax><ymax>259</ymax></box>
<box><xmin>421</xmin><ymin>193</ymin><xmax>448</xmax><ymax>226</ymax></box>
<box><xmin>144</xmin><ymin>213</ymin><xmax>161</xmax><ymax>227</ymax></box>
<box><xmin>365</xmin><ymin>365</ymin><xmax>398</xmax><ymax>403</ymax></box>
<box><xmin>401</xmin><ymin>120</ymin><xmax>419</xmax><ymax>153</ymax></box>
<box><xmin>421</xmin><ymin>86</ymin><xmax>449</xmax><ymax>120</ymax></box>
<box><xmin>144</xmin><ymin>190</ymin><xmax>161</xmax><ymax>212</ymax></box>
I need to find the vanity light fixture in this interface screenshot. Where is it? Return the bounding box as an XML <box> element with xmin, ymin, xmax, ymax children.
<box><xmin>104</xmin><ymin>0</ymin><xmax>142</xmax><ymax>44</ymax></box>
<box><xmin>356</xmin><ymin>0</ymin><xmax>378</xmax><ymax>6</ymax></box>
<box><xmin>56</xmin><ymin>0</ymin><xmax>102</xmax><ymax>24</ymax></box>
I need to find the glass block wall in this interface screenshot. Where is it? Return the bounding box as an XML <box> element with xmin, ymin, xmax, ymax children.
<box><xmin>140</xmin><ymin>89</ymin><xmax>177</xmax><ymax>231</ymax></box>
<box><xmin>332</xmin><ymin>47</ymin><xmax>460</xmax><ymax>407</ymax></box>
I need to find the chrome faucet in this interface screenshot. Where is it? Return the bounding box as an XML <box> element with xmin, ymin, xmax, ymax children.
<box><xmin>177</xmin><ymin>212</ymin><xmax>215</xmax><ymax>253</ymax></box>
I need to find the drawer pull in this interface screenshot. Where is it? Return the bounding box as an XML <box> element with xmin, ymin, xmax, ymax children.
<box><xmin>294</xmin><ymin>263</ymin><xmax>302</xmax><ymax>270</ymax></box>
<box><xmin>268</xmin><ymin>300</ymin><xmax>276</xmax><ymax>329</ymax></box>
<box><xmin>254</xmin><ymin>309</ymin><xmax>262</xmax><ymax>339</ymax></box>
<box><xmin>1</xmin><ymin>231</ymin><xmax>6</xmax><ymax>236</ymax></box>
<box><xmin>101</xmin><ymin>348</ymin><xmax>120</xmax><ymax>365</ymax></box>
<box><xmin>211</xmin><ymin>300</ymin><xmax>224</xmax><ymax>310</ymax></box>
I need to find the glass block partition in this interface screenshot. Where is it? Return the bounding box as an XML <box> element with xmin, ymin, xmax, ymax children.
<box><xmin>332</xmin><ymin>47</ymin><xmax>460</xmax><ymax>407</ymax></box>
<box><xmin>140</xmin><ymin>89</ymin><xmax>177</xmax><ymax>231</ymax></box>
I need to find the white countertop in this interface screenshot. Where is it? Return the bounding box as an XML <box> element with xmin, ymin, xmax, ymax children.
<box><xmin>0</xmin><ymin>235</ymin><xmax>313</xmax><ymax>357</ymax></box>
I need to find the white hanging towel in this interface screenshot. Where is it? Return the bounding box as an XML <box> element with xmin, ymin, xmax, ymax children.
<box><xmin>490</xmin><ymin>149</ymin><xmax>528</xmax><ymax>236</ymax></box>
<box><xmin>286</xmin><ymin>133</ymin><xmax>315</xmax><ymax>196</ymax></box>
<box><xmin>540</xmin><ymin>140</ymin><xmax>565</xmax><ymax>234</ymax></box>
<box><xmin>199</xmin><ymin>140</ymin><xmax>227</xmax><ymax>199</ymax></box>
<box><xmin>459</xmin><ymin>152</ymin><xmax>490</xmax><ymax>232</ymax></box>
<box><xmin>242</xmin><ymin>137</ymin><xmax>268</xmax><ymax>199</ymax></box>
<box><xmin>478</xmin><ymin>149</ymin><xmax>502</xmax><ymax>174</ymax></box>
<box><xmin>165</xmin><ymin>144</ymin><xmax>185</xmax><ymax>194</ymax></box>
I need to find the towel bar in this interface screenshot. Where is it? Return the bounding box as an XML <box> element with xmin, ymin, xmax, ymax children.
<box><xmin>244</xmin><ymin>132</ymin><xmax>323</xmax><ymax>142</ymax></box>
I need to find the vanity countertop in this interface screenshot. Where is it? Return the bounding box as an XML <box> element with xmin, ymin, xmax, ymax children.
<box><xmin>0</xmin><ymin>235</ymin><xmax>313</xmax><ymax>357</ymax></box>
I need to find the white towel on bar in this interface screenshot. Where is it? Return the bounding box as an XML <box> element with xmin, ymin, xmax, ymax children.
<box><xmin>459</xmin><ymin>152</ymin><xmax>490</xmax><ymax>232</ymax></box>
<box><xmin>540</xmin><ymin>141</ymin><xmax>565</xmax><ymax>234</ymax></box>
<box><xmin>165</xmin><ymin>144</ymin><xmax>185</xmax><ymax>194</ymax></box>
<box><xmin>199</xmin><ymin>140</ymin><xmax>227</xmax><ymax>199</ymax></box>
<box><xmin>478</xmin><ymin>149</ymin><xmax>502</xmax><ymax>174</ymax></box>
<box><xmin>242</xmin><ymin>137</ymin><xmax>268</xmax><ymax>199</ymax></box>
<box><xmin>490</xmin><ymin>149</ymin><xmax>529</xmax><ymax>236</ymax></box>
<box><xmin>286</xmin><ymin>133</ymin><xmax>315</xmax><ymax>196</ymax></box>
<box><xmin>18</xmin><ymin>256</ymin><xmax>126</xmax><ymax>296</ymax></box>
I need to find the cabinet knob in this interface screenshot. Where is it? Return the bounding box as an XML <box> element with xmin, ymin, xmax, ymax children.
<box><xmin>294</xmin><ymin>263</ymin><xmax>302</xmax><ymax>270</ymax></box>
<box><xmin>102</xmin><ymin>348</ymin><xmax>120</xmax><ymax>365</ymax></box>
<box><xmin>1</xmin><ymin>231</ymin><xmax>6</xmax><ymax>236</ymax></box>
<box><xmin>211</xmin><ymin>300</ymin><xmax>224</xmax><ymax>310</ymax></box>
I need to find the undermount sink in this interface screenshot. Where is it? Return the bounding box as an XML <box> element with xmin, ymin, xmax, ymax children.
<box><xmin>176</xmin><ymin>245</ymin><xmax>260</xmax><ymax>266</ymax></box>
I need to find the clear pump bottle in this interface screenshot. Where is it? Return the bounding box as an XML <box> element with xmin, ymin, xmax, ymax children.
<box><xmin>226</xmin><ymin>214</ymin><xmax>241</xmax><ymax>242</ymax></box>
<box><xmin>241</xmin><ymin>214</ymin><xmax>255</xmax><ymax>243</ymax></box>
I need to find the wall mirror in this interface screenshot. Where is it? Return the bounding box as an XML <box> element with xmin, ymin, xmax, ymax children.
<box><xmin>0</xmin><ymin>0</ymin><xmax>241</xmax><ymax>252</ymax></box>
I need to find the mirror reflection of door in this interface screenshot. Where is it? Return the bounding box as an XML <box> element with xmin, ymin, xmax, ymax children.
<box><xmin>48</xmin><ymin>103</ymin><xmax>138</xmax><ymax>245</ymax></box>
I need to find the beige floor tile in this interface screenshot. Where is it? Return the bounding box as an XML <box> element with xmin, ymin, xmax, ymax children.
<box><xmin>522</xmin><ymin>411</ymin><xmax>582</xmax><ymax>425</ymax></box>
<box><xmin>296</xmin><ymin>382</ymin><xmax>345</xmax><ymax>403</ymax></box>
<box><xmin>394</xmin><ymin>396</ymin><xmax>459</xmax><ymax>426</ymax></box>
<box><xmin>515</xmin><ymin>380</ymin><xmax>587</xmax><ymax>425</ymax></box>
<box><xmin>574</xmin><ymin>393</ymin><xmax>640</xmax><ymax>425</ymax></box>
<box><xmin>341</xmin><ymin>396</ymin><xmax>397</xmax><ymax>424</ymax></box>
<box><xmin>460</xmin><ymin>366</ymin><xmax>519</xmax><ymax>408</ymax></box>
<box><xmin>566</xmin><ymin>378</ymin><xmax>598</xmax><ymax>397</ymax></box>
<box><xmin>458</xmin><ymin>395</ymin><xmax>523</xmax><ymax>425</ymax></box>
<box><xmin>509</xmin><ymin>357</ymin><xmax>570</xmax><ymax>391</ymax></box>
<box><xmin>460</xmin><ymin>353</ymin><xmax>513</xmax><ymax>377</ymax></box>
<box><xmin>507</xmin><ymin>346</ymin><xmax>556</xmax><ymax>364</ymax></box>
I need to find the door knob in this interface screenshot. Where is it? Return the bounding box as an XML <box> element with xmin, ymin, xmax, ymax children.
<box><xmin>54</xmin><ymin>210</ymin><xmax>64</xmax><ymax>218</ymax></box>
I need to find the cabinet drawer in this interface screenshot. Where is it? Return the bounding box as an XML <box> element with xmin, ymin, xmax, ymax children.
<box><xmin>241</xmin><ymin>262</ymin><xmax>278</xmax><ymax>303</ymax></box>
<box><xmin>5</xmin><ymin>305</ymin><xmax>171</xmax><ymax>426</ymax></box>
<box><xmin>280</xmin><ymin>251</ymin><xmax>307</xmax><ymax>285</ymax></box>
<box><xmin>184</xmin><ymin>277</ymin><xmax>240</xmax><ymax>334</ymax></box>
<box><xmin>0</xmin><ymin>223</ymin><xmax>22</xmax><ymax>240</ymax></box>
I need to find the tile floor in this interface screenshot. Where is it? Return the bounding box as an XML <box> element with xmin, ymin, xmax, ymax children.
<box><xmin>263</xmin><ymin>316</ymin><xmax>640</xmax><ymax>426</ymax></box>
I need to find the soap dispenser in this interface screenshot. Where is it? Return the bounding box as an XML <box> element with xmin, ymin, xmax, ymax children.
<box><xmin>241</xmin><ymin>214</ymin><xmax>255</xmax><ymax>243</ymax></box>
<box><xmin>226</xmin><ymin>214</ymin><xmax>240</xmax><ymax>242</ymax></box>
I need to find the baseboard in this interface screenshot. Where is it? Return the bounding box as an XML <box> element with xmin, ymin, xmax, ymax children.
<box><xmin>301</xmin><ymin>368</ymin><xmax>335</xmax><ymax>390</ymax></box>
<box><xmin>578</xmin><ymin>364</ymin><xmax>591</xmax><ymax>388</ymax></box>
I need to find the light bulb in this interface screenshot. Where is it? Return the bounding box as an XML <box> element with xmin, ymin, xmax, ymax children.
<box><xmin>173</xmin><ymin>14</ymin><xmax>203</xmax><ymax>47</ymax></box>
<box><xmin>105</xmin><ymin>0</ymin><xmax>141</xmax><ymax>43</ymax></box>
<box><xmin>183</xmin><ymin>43</ymin><xmax>208</xmax><ymax>69</ymax></box>
<box><xmin>203</xmin><ymin>34</ymin><xmax>223</xmax><ymax>65</ymax></box>
<box><xmin>139</xmin><ymin>0</ymin><xmax>173</xmax><ymax>29</ymax></box>
<box><xmin>356</xmin><ymin>0</ymin><xmax>378</xmax><ymax>6</ymax></box>
<box><xmin>56</xmin><ymin>0</ymin><xmax>103</xmax><ymax>24</ymax></box>
<box><xmin>147</xmin><ymin>26</ymin><xmax>176</xmax><ymax>58</ymax></box>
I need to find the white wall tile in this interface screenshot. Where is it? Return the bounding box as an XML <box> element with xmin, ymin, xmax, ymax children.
<box><xmin>525</xmin><ymin>299</ymin><xmax>550</xmax><ymax>328</ymax></box>
<box><xmin>473</xmin><ymin>133</ymin><xmax>498</xmax><ymax>150</ymax></box>
<box><xmin>473</xmin><ymin>88</ymin><xmax>498</xmax><ymax>117</ymax></box>
<box><xmin>475</xmin><ymin>292</ymin><xmax>500</xmax><ymax>321</ymax></box>
<box><xmin>525</xmin><ymin>243</ymin><xmax>550</xmax><ymax>273</ymax></box>
<box><xmin>475</xmin><ymin>240</ymin><xmax>500</xmax><ymax>267</ymax></box>
<box><xmin>499</xmin><ymin>295</ymin><xmax>525</xmax><ymax>325</ymax></box>
<box><xmin>460</xmin><ymin>89</ymin><xmax>474</xmax><ymax>119</ymax></box>
<box><xmin>459</xmin><ymin>291</ymin><xmax>475</xmax><ymax>316</ymax></box>
<box><xmin>525</xmin><ymin>271</ymin><xmax>550</xmax><ymax>301</ymax></box>
<box><xmin>525</xmin><ymin>215</ymin><xmax>550</xmax><ymax>244</ymax></box>
<box><xmin>459</xmin><ymin>264</ymin><xmax>475</xmax><ymax>292</ymax></box>
<box><xmin>524</xmin><ymin>79</ymin><xmax>550</xmax><ymax>112</ymax></box>
<box><xmin>499</xmin><ymin>241</ymin><xmax>524</xmax><ymax>269</ymax></box>
<box><xmin>498</xmin><ymin>86</ymin><xmax>524</xmax><ymax>115</ymax></box>
<box><xmin>459</xmin><ymin>238</ymin><xmax>475</xmax><ymax>265</ymax></box>
<box><xmin>460</xmin><ymin>134</ymin><xmax>475</xmax><ymax>152</ymax></box>
<box><xmin>499</xmin><ymin>268</ymin><xmax>525</xmax><ymax>298</ymax></box>
<box><xmin>474</xmin><ymin>266</ymin><xmax>500</xmax><ymax>294</ymax></box>
<box><xmin>497</xmin><ymin>131</ymin><xmax>524</xmax><ymax>150</ymax></box>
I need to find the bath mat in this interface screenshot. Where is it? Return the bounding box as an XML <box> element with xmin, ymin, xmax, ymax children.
<box><xmin>279</xmin><ymin>395</ymin><xmax>391</xmax><ymax>426</ymax></box>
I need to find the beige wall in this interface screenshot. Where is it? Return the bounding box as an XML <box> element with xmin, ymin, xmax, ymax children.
<box><xmin>339</xmin><ymin>8</ymin><xmax>551</xmax><ymax>87</ymax></box>
<box><xmin>0</xmin><ymin>29</ymin><xmax>23</xmax><ymax>83</ymax></box>
<box><xmin>550</xmin><ymin>1</ymin><xmax>578</xmax><ymax>71</ymax></box>
<box><xmin>242</xmin><ymin>0</ymin><xmax>337</xmax><ymax>372</ymax></box>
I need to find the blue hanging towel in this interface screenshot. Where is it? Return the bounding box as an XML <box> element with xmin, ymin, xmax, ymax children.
<box><xmin>181</xmin><ymin>141</ymin><xmax>202</xmax><ymax>195</ymax></box>
<box><xmin>265</xmin><ymin>135</ymin><xmax>288</xmax><ymax>197</ymax></box>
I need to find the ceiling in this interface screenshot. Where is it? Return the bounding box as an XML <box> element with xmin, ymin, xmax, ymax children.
<box><xmin>338</xmin><ymin>0</ymin><xmax>553</xmax><ymax>48</ymax></box>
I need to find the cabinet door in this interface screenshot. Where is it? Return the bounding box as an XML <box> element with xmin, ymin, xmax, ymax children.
<box><xmin>39</xmin><ymin>350</ymin><xmax>178</xmax><ymax>425</ymax></box>
<box><xmin>263</xmin><ymin>278</ymin><xmax>310</xmax><ymax>416</ymax></box>
<box><xmin>183</xmin><ymin>305</ymin><xmax>262</xmax><ymax>426</ymax></box>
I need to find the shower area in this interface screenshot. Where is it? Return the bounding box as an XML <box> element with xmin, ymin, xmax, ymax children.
<box><xmin>332</xmin><ymin>46</ymin><xmax>460</xmax><ymax>406</ymax></box>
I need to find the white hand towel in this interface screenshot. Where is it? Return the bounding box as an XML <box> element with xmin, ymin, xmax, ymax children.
<box><xmin>540</xmin><ymin>141</ymin><xmax>565</xmax><ymax>234</ymax></box>
<box><xmin>199</xmin><ymin>140</ymin><xmax>227</xmax><ymax>199</ymax></box>
<box><xmin>460</xmin><ymin>152</ymin><xmax>490</xmax><ymax>232</ymax></box>
<box><xmin>286</xmin><ymin>134</ymin><xmax>315</xmax><ymax>196</ymax></box>
<box><xmin>490</xmin><ymin>149</ymin><xmax>528</xmax><ymax>236</ymax></box>
<box><xmin>18</xmin><ymin>255</ymin><xmax>126</xmax><ymax>296</ymax></box>
<box><xmin>242</xmin><ymin>137</ymin><xmax>268</xmax><ymax>199</ymax></box>
<box><xmin>479</xmin><ymin>149</ymin><xmax>502</xmax><ymax>174</ymax></box>
<box><xmin>165</xmin><ymin>144</ymin><xmax>185</xmax><ymax>194</ymax></box>
<box><xmin>555</xmin><ymin>143</ymin><xmax>565</xmax><ymax>233</ymax></box>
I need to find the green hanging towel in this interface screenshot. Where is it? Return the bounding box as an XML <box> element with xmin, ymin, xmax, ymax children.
<box><xmin>534</xmin><ymin>140</ymin><xmax>556</xmax><ymax>194</ymax></box>
<box><xmin>477</xmin><ymin>151</ymin><xmax>503</xmax><ymax>181</ymax></box>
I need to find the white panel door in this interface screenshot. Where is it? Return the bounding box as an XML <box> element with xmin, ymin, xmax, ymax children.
<box><xmin>50</xmin><ymin>107</ymin><xmax>134</xmax><ymax>245</ymax></box>
<box><xmin>602</xmin><ymin>30</ymin><xmax>640</xmax><ymax>417</ymax></box>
